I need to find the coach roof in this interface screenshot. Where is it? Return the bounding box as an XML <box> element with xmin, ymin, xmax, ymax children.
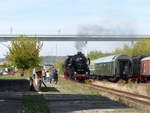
<box><xmin>141</xmin><ymin>57</ymin><xmax>150</xmax><ymax>61</ymax></box>
<box><xmin>94</xmin><ymin>54</ymin><xmax>130</xmax><ymax>64</ymax></box>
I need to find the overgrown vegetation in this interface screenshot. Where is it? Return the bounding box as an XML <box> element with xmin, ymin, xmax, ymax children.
<box><xmin>55</xmin><ymin>60</ymin><xmax>65</xmax><ymax>75</ymax></box>
<box><xmin>22</xmin><ymin>95</ymin><xmax>50</xmax><ymax>113</ymax></box>
<box><xmin>113</xmin><ymin>44</ymin><xmax>133</xmax><ymax>56</ymax></box>
<box><xmin>132</xmin><ymin>39</ymin><xmax>150</xmax><ymax>56</ymax></box>
<box><xmin>88</xmin><ymin>39</ymin><xmax>150</xmax><ymax>60</ymax></box>
<box><xmin>0</xmin><ymin>75</ymin><xmax>27</xmax><ymax>80</ymax></box>
<box><xmin>6</xmin><ymin>35</ymin><xmax>43</xmax><ymax>75</ymax></box>
<box><xmin>87</xmin><ymin>51</ymin><xmax>112</xmax><ymax>60</ymax></box>
<box><xmin>42</xmin><ymin>56</ymin><xmax>66</xmax><ymax>64</ymax></box>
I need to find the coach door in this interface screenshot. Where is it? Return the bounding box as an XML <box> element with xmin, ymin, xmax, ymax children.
<box><xmin>118</xmin><ymin>60</ymin><xmax>131</xmax><ymax>79</ymax></box>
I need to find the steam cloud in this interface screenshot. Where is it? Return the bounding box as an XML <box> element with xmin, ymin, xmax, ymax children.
<box><xmin>75</xmin><ymin>24</ymin><xmax>136</xmax><ymax>52</ymax></box>
<box><xmin>75</xmin><ymin>41</ymin><xmax>87</xmax><ymax>52</ymax></box>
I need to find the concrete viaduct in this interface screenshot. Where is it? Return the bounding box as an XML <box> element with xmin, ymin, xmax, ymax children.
<box><xmin>0</xmin><ymin>34</ymin><xmax>150</xmax><ymax>41</ymax></box>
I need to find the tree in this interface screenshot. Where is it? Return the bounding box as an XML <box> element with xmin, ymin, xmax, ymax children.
<box><xmin>83</xmin><ymin>39</ymin><xmax>150</xmax><ymax>61</ymax></box>
<box><xmin>6</xmin><ymin>35</ymin><xmax>43</xmax><ymax>75</ymax></box>
<box><xmin>87</xmin><ymin>51</ymin><xmax>111</xmax><ymax>60</ymax></box>
<box><xmin>132</xmin><ymin>39</ymin><xmax>150</xmax><ymax>56</ymax></box>
<box><xmin>55</xmin><ymin>60</ymin><xmax>65</xmax><ymax>75</ymax></box>
<box><xmin>113</xmin><ymin>44</ymin><xmax>133</xmax><ymax>56</ymax></box>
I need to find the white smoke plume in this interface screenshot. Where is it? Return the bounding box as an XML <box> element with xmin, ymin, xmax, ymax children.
<box><xmin>75</xmin><ymin>24</ymin><xmax>136</xmax><ymax>52</ymax></box>
<box><xmin>75</xmin><ymin>41</ymin><xmax>87</xmax><ymax>52</ymax></box>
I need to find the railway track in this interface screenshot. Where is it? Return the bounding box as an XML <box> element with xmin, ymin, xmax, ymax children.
<box><xmin>88</xmin><ymin>82</ymin><xmax>150</xmax><ymax>113</ymax></box>
<box><xmin>64</xmin><ymin>78</ymin><xmax>150</xmax><ymax>113</ymax></box>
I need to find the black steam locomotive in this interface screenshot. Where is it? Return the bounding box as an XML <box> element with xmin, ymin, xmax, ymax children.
<box><xmin>64</xmin><ymin>52</ymin><xmax>90</xmax><ymax>81</ymax></box>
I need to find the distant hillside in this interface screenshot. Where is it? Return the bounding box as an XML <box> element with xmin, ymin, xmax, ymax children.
<box><xmin>41</xmin><ymin>56</ymin><xmax>66</xmax><ymax>64</ymax></box>
<box><xmin>0</xmin><ymin>56</ymin><xmax>66</xmax><ymax>64</ymax></box>
<box><xmin>0</xmin><ymin>58</ymin><xmax>5</xmax><ymax>62</ymax></box>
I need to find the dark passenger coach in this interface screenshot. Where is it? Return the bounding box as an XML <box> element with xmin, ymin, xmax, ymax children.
<box><xmin>90</xmin><ymin>54</ymin><xmax>132</xmax><ymax>82</ymax></box>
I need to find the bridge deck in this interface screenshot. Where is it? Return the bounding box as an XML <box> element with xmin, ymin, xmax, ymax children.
<box><xmin>0</xmin><ymin>35</ymin><xmax>150</xmax><ymax>41</ymax></box>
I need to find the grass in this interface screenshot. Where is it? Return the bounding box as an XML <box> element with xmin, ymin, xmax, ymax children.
<box><xmin>45</xmin><ymin>78</ymin><xmax>100</xmax><ymax>94</ymax></box>
<box><xmin>84</xmin><ymin>79</ymin><xmax>93</xmax><ymax>84</ymax></box>
<box><xmin>0</xmin><ymin>75</ymin><xmax>28</xmax><ymax>80</ymax></box>
<box><xmin>44</xmin><ymin>78</ymin><xmax>108</xmax><ymax>101</ymax></box>
<box><xmin>22</xmin><ymin>95</ymin><xmax>50</xmax><ymax>113</ymax></box>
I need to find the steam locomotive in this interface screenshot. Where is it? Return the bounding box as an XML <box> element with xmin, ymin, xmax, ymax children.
<box><xmin>64</xmin><ymin>52</ymin><xmax>90</xmax><ymax>81</ymax></box>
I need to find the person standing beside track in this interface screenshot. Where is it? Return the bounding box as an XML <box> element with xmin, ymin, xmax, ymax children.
<box><xmin>50</xmin><ymin>68</ymin><xmax>58</xmax><ymax>84</ymax></box>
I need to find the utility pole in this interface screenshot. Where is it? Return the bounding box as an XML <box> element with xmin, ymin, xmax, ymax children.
<box><xmin>10</xmin><ymin>26</ymin><xmax>13</xmax><ymax>34</ymax></box>
<box><xmin>58</xmin><ymin>28</ymin><xmax>61</xmax><ymax>35</ymax></box>
<box><xmin>131</xmin><ymin>41</ymin><xmax>134</xmax><ymax>45</ymax></box>
<box><xmin>55</xmin><ymin>44</ymin><xmax>58</xmax><ymax>64</ymax></box>
<box><xmin>85</xmin><ymin>46</ymin><xmax>88</xmax><ymax>57</ymax></box>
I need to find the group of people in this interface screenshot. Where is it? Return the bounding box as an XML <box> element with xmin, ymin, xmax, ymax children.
<box><xmin>43</xmin><ymin>68</ymin><xmax>58</xmax><ymax>84</ymax></box>
<box><xmin>33</xmin><ymin>67</ymin><xmax>58</xmax><ymax>85</ymax></box>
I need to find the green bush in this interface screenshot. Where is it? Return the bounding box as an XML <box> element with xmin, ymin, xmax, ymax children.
<box><xmin>55</xmin><ymin>60</ymin><xmax>65</xmax><ymax>75</ymax></box>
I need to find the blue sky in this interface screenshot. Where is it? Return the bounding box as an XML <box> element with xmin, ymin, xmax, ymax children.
<box><xmin>0</xmin><ymin>0</ymin><xmax>150</xmax><ymax>58</ymax></box>
<box><xmin>1</xmin><ymin>0</ymin><xmax>150</xmax><ymax>34</ymax></box>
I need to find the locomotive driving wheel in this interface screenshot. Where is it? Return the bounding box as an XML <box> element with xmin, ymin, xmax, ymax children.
<box><xmin>33</xmin><ymin>78</ymin><xmax>42</xmax><ymax>91</ymax></box>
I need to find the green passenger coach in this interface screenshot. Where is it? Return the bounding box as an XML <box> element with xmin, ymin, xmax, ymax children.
<box><xmin>91</xmin><ymin>54</ymin><xmax>132</xmax><ymax>82</ymax></box>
